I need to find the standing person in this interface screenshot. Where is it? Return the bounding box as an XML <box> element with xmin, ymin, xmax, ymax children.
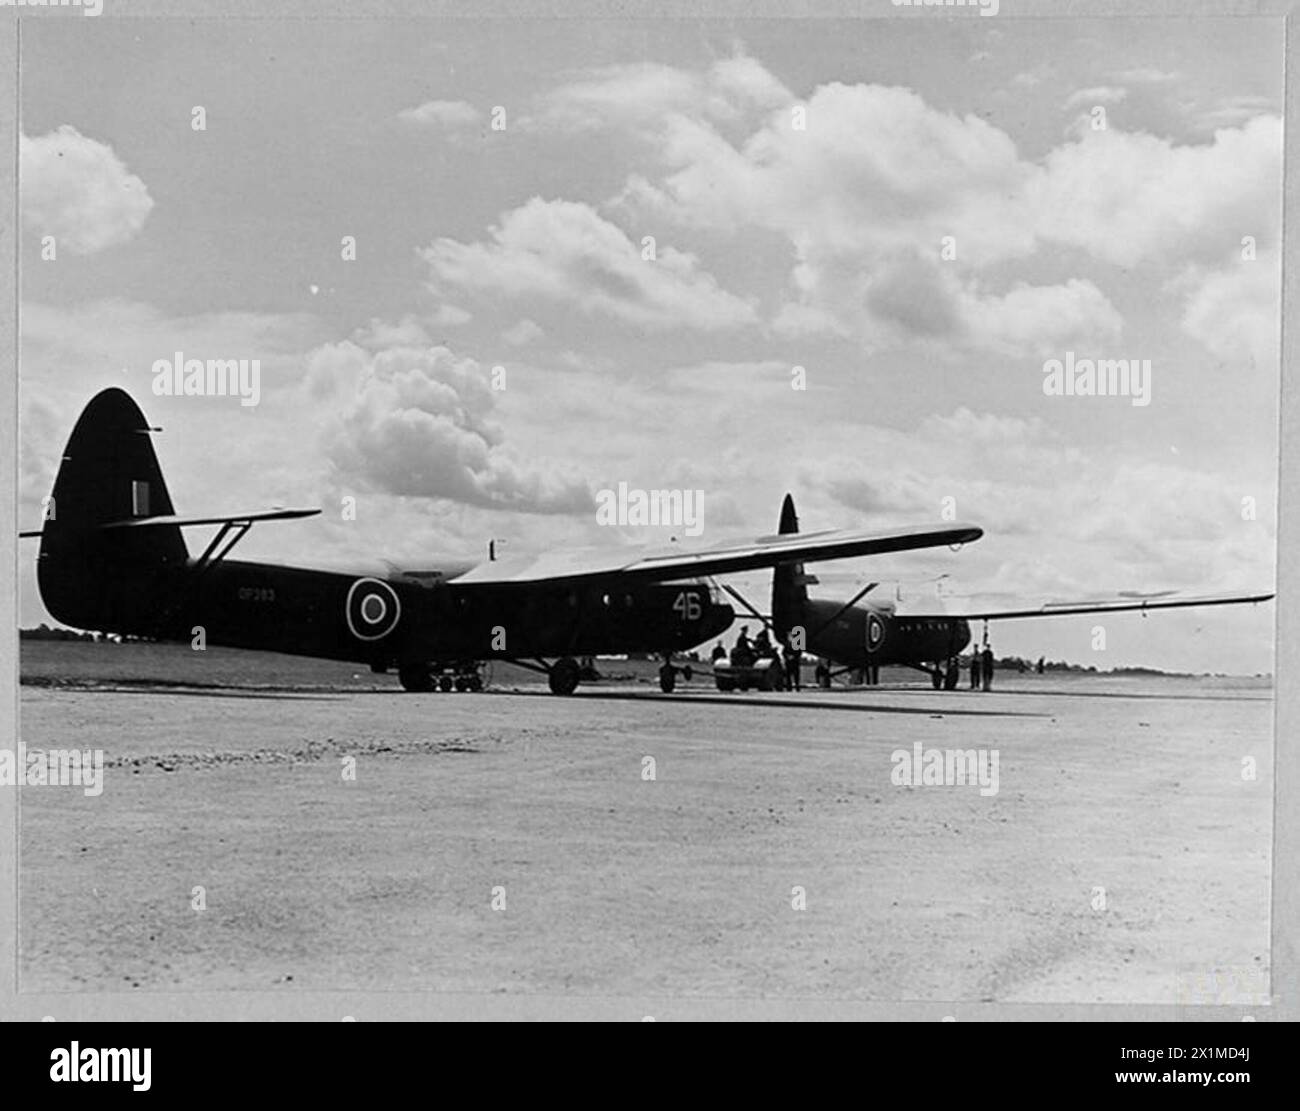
<box><xmin>969</xmin><ymin>652</ymin><xmax>980</xmax><ymax>690</ymax></box>
<box><xmin>782</xmin><ymin>636</ymin><xmax>802</xmax><ymax>692</ymax></box>
<box><xmin>981</xmin><ymin>644</ymin><xmax>994</xmax><ymax>692</ymax></box>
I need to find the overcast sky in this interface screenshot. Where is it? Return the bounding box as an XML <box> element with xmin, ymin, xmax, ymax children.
<box><xmin>18</xmin><ymin>16</ymin><xmax>1281</xmax><ymax>672</ymax></box>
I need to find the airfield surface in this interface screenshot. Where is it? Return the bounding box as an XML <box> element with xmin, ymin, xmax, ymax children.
<box><xmin>18</xmin><ymin>644</ymin><xmax>1272</xmax><ymax>1005</ymax></box>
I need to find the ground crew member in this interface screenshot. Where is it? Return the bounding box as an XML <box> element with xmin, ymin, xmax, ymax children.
<box><xmin>782</xmin><ymin>637</ymin><xmax>802</xmax><ymax>691</ymax></box>
<box><xmin>734</xmin><ymin>627</ymin><xmax>753</xmax><ymax>667</ymax></box>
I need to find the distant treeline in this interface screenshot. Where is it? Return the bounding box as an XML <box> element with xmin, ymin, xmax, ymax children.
<box><xmin>21</xmin><ymin>625</ymin><xmax>104</xmax><ymax>642</ymax></box>
<box><xmin>19</xmin><ymin>625</ymin><xmax>153</xmax><ymax>643</ymax></box>
<box><xmin>981</xmin><ymin>655</ymin><xmax>1191</xmax><ymax>678</ymax></box>
<box><xmin>665</xmin><ymin>648</ymin><xmax>1198</xmax><ymax>678</ymax></box>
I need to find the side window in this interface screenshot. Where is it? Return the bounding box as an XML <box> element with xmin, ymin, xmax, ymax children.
<box><xmin>131</xmin><ymin>480</ymin><xmax>150</xmax><ymax>517</ymax></box>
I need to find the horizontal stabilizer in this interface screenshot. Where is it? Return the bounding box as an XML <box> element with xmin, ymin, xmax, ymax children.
<box><xmin>102</xmin><ymin>508</ymin><xmax>321</xmax><ymax>530</ymax></box>
<box><xmin>22</xmin><ymin>508</ymin><xmax>321</xmax><ymax>538</ymax></box>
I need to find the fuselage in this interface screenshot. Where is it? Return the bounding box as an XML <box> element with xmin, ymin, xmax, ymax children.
<box><xmin>788</xmin><ymin>598</ymin><xmax>972</xmax><ymax>668</ymax></box>
<box><xmin>43</xmin><ymin>551</ymin><xmax>735</xmax><ymax>668</ymax></box>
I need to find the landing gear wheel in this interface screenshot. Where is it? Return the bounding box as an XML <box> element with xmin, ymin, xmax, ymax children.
<box><xmin>438</xmin><ymin>674</ymin><xmax>455</xmax><ymax>693</ymax></box>
<box><xmin>549</xmin><ymin>656</ymin><xmax>581</xmax><ymax>696</ymax></box>
<box><xmin>943</xmin><ymin>658</ymin><xmax>960</xmax><ymax>690</ymax></box>
<box><xmin>659</xmin><ymin>664</ymin><xmax>676</xmax><ymax>693</ymax></box>
<box><xmin>467</xmin><ymin>674</ymin><xmax>483</xmax><ymax>692</ymax></box>
<box><xmin>398</xmin><ymin>664</ymin><xmax>434</xmax><ymax>692</ymax></box>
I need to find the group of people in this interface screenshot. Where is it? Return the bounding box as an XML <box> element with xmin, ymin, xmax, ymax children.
<box><xmin>710</xmin><ymin>625</ymin><xmax>804</xmax><ymax>691</ymax></box>
<box><xmin>709</xmin><ymin>626</ymin><xmax>999</xmax><ymax>693</ymax></box>
<box><xmin>969</xmin><ymin>645</ymin><xmax>996</xmax><ymax>691</ymax></box>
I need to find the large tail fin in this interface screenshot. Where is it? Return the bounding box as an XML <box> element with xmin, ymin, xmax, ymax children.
<box><xmin>36</xmin><ymin>388</ymin><xmax>189</xmax><ymax>633</ymax></box>
<box><xmin>771</xmin><ymin>493</ymin><xmax>809</xmax><ymax>639</ymax></box>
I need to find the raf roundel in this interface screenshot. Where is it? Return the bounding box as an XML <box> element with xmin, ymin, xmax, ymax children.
<box><xmin>866</xmin><ymin>612</ymin><xmax>886</xmax><ymax>654</ymax></box>
<box><xmin>346</xmin><ymin>578</ymin><xmax>401</xmax><ymax>641</ymax></box>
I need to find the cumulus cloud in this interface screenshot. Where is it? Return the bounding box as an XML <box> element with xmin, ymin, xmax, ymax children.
<box><xmin>503</xmin><ymin>318</ymin><xmax>545</xmax><ymax>346</ymax></box>
<box><xmin>631</xmin><ymin>83</ymin><xmax>1034</xmax><ymax>257</ymax></box>
<box><xmin>1179</xmin><ymin>248</ymin><xmax>1280</xmax><ymax>371</ymax></box>
<box><xmin>800</xmin><ymin>406</ymin><xmax>1273</xmax><ymax>597</ymax></box>
<box><xmin>964</xmin><ymin>278</ymin><xmax>1124</xmax><ymax>356</ymax></box>
<box><xmin>536</xmin><ymin>53</ymin><xmax>792</xmax><ymax>133</ymax></box>
<box><xmin>352</xmin><ymin>315</ymin><xmax>432</xmax><ymax>349</ymax></box>
<box><xmin>307</xmin><ymin>340</ymin><xmax>592</xmax><ymax>514</ymax></box>
<box><xmin>1063</xmin><ymin>86</ymin><xmax>1128</xmax><ymax>111</ymax></box>
<box><xmin>598</xmin><ymin>58</ymin><xmax>1277</xmax><ymax>360</ymax></box>
<box><xmin>397</xmin><ymin>99</ymin><xmax>482</xmax><ymax>128</ymax></box>
<box><xmin>708</xmin><ymin>54</ymin><xmax>793</xmax><ymax>112</ymax></box>
<box><xmin>1109</xmin><ymin>67</ymin><xmax>1179</xmax><ymax>85</ymax></box>
<box><xmin>1028</xmin><ymin>114</ymin><xmax>1281</xmax><ymax>268</ymax></box>
<box><xmin>773</xmin><ymin>244</ymin><xmax>1120</xmax><ymax>355</ymax></box>
<box><xmin>422</xmin><ymin>197</ymin><xmax>758</xmax><ymax>330</ymax></box>
<box><xmin>429</xmin><ymin>304</ymin><xmax>473</xmax><ymax>327</ymax></box>
<box><xmin>21</xmin><ymin>126</ymin><xmax>153</xmax><ymax>254</ymax></box>
<box><xmin>1188</xmin><ymin>95</ymin><xmax>1277</xmax><ymax>133</ymax></box>
<box><xmin>613</xmin><ymin>81</ymin><xmax>1113</xmax><ymax>353</ymax></box>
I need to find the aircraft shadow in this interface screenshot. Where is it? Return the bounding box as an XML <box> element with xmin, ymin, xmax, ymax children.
<box><xmin>25</xmin><ymin>684</ymin><xmax>348</xmax><ymax>703</ymax></box>
<box><xmin>489</xmin><ymin>688</ymin><xmax>1045</xmax><ymax>717</ymax></box>
<box><xmin>877</xmin><ymin>685</ymin><xmax>1271</xmax><ymax>704</ymax></box>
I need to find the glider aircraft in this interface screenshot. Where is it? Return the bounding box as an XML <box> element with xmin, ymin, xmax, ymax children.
<box><xmin>719</xmin><ymin>495</ymin><xmax>1274</xmax><ymax>690</ymax></box>
<box><xmin>22</xmin><ymin>389</ymin><xmax>985</xmax><ymax>695</ymax></box>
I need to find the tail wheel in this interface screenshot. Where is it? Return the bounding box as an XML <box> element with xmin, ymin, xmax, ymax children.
<box><xmin>548</xmin><ymin>656</ymin><xmax>581</xmax><ymax>696</ymax></box>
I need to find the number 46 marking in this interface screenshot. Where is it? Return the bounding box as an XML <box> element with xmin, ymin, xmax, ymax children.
<box><xmin>673</xmin><ymin>591</ymin><xmax>701</xmax><ymax>621</ymax></box>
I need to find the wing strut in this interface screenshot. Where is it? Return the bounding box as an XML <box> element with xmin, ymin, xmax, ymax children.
<box><xmin>806</xmin><ymin>581</ymin><xmax>880</xmax><ymax>641</ymax></box>
<box><xmin>193</xmin><ymin>520</ymin><xmax>254</xmax><ymax>573</ymax></box>
<box><xmin>720</xmin><ymin>583</ymin><xmax>775</xmax><ymax>634</ymax></box>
